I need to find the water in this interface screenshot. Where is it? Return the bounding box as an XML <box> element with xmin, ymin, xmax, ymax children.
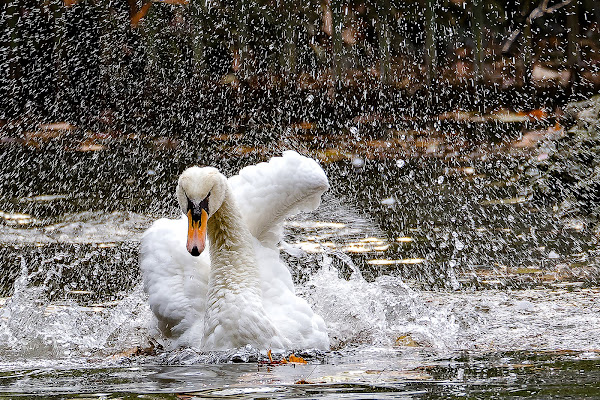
<box><xmin>1</xmin><ymin>126</ymin><xmax>600</xmax><ymax>398</ymax></box>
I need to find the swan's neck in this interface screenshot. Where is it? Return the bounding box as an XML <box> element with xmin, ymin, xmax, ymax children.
<box><xmin>203</xmin><ymin>187</ymin><xmax>283</xmax><ymax>349</ymax></box>
<box><xmin>206</xmin><ymin>189</ymin><xmax>260</xmax><ymax>294</ymax></box>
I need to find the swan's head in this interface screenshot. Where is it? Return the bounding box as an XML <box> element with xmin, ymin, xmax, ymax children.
<box><xmin>176</xmin><ymin>166</ymin><xmax>227</xmax><ymax>257</ymax></box>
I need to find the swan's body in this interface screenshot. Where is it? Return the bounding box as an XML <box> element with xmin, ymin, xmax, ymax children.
<box><xmin>140</xmin><ymin>151</ymin><xmax>329</xmax><ymax>350</ymax></box>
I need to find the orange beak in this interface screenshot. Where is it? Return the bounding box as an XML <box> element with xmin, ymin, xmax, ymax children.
<box><xmin>187</xmin><ymin>208</ymin><xmax>208</xmax><ymax>256</ymax></box>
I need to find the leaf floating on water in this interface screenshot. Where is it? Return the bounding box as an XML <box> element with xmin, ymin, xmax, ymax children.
<box><xmin>263</xmin><ymin>349</ymin><xmax>286</xmax><ymax>365</ymax></box>
<box><xmin>395</xmin><ymin>335</ymin><xmax>419</xmax><ymax>347</ymax></box>
<box><xmin>77</xmin><ymin>139</ymin><xmax>105</xmax><ymax>152</ymax></box>
<box><xmin>130</xmin><ymin>2</ymin><xmax>152</xmax><ymax>27</ymax></box>
<box><xmin>112</xmin><ymin>340</ymin><xmax>162</xmax><ymax>358</ymax></box>
<box><xmin>490</xmin><ymin>109</ymin><xmax>529</xmax><ymax>123</ymax></box>
<box><xmin>288</xmin><ymin>354</ymin><xmax>307</xmax><ymax>364</ymax></box>
<box><xmin>26</xmin><ymin>122</ymin><xmax>76</xmax><ymax>141</ymax></box>
<box><xmin>290</xmin><ymin>121</ymin><xmax>315</xmax><ymax>130</ymax></box>
<box><xmin>263</xmin><ymin>351</ymin><xmax>306</xmax><ymax>365</ymax></box>
<box><xmin>314</xmin><ymin>148</ymin><xmax>350</xmax><ymax>163</ymax></box>
<box><xmin>295</xmin><ymin>379</ymin><xmax>318</xmax><ymax>384</ymax></box>
<box><xmin>519</xmin><ymin>109</ymin><xmax>548</xmax><ymax>121</ymax></box>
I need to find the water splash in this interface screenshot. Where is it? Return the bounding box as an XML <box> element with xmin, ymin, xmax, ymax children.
<box><xmin>302</xmin><ymin>257</ymin><xmax>462</xmax><ymax>350</ymax></box>
<box><xmin>0</xmin><ymin>256</ymin><xmax>151</xmax><ymax>367</ymax></box>
<box><xmin>0</xmin><ymin>205</ymin><xmax>599</xmax><ymax>371</ymax></box>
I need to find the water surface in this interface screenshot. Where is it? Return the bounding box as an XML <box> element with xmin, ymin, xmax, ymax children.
<box><xmin>0</xmin><ymin>125</ymin><xmax>599</xmax><ymax>398</ymax></box>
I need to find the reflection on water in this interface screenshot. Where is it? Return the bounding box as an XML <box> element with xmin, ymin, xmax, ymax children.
<box><xmin>1</xmin><ymin>350</ymin><xmax>600</xmax><ymax>398</ymax></box>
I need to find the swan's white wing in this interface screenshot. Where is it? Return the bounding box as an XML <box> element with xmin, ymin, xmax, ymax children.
<box><xmin>229</xmin><ymin>150</ymin><xmax>329</xmax><ymax>248</ymax></box>
<box><xmin>229</xmin><ymin>151</ymin><xmax>329</xmax><ymax>349</ymax></box>
<box><xmin>255</xmin><ymin>243</ymin><xmax>329</xmax><ymax>349</ymax></box>
<box><xmin>139</xmin><ymin>216</ymin><xmax>209</xmax><ymax>340</ymax></box>
<box><xmin>228</xmin><ymin>151</ymin><xmax>330</xmax><ymax>349</ymax></box>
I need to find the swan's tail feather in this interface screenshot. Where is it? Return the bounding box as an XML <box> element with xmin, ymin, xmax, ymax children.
<box><xmin>229</xmin><ymin>151</ymin><xmax>329</xmax><ymax>248</ymax></box>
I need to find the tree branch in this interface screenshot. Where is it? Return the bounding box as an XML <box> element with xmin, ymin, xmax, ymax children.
<box><xmin>502</xmin><ymin>0</ymin><xmax>575</xmax><ymax>54</ymax></box>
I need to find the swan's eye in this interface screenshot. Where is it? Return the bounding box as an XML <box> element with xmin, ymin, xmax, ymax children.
<box><xmin>199</xmin><ymin>195</ymin><xmax>210</xmax><ymax>215</ymax></box>
<box><xmin>187</xmin><ymin>195</ymin><xmax>210</xmax><ymax>220</ymax></box>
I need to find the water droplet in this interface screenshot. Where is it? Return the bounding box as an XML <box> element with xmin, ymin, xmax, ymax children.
<box><xmin>352</xmin><ymin>157</ymin><xmax>364</xmax><ymax>168</ymax></box>
<box><xmin>454</xmin><ymin>238</ymin><xmax>464</xmax><ymax>251</ymax></box>
<box><xmin>380</xmin><ymin>197</ymin><xmax>395</xmax><ymax>206</ymax></box>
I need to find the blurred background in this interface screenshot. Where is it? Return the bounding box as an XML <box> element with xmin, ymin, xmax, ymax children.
<box><xmin>1</xmin><ymin>0</ymin><xmax>598</xmax><ymax>138</ymax></box>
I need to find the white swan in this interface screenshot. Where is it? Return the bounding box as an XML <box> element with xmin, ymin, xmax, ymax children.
<box><xmin>140</xmin><ymin>151</ymin><xmax>330</xmax><ymax>350</ymax></box>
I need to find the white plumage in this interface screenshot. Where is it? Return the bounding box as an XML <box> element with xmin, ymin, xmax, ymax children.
<box><xmin>140</xmin><ymin>151</ymin><xmax>330</xmax><ymax>350</ymax></box>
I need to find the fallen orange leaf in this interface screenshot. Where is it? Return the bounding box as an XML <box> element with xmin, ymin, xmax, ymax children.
<box><xmin>516</xmin><ymin>109</ymin><xmax>548</xmax><ymax>121</ymax></box>
<box><xmin>262</xmin><ymin>350</ymin><xmax>306</xmax><ymax>365</ymax></box>
<box><xmin>288</xmin><ymin>354</ymin><xmax>307</xmax><ymax>364</ymax></box>
<box><xmin>77</xmin><ymin>139</ymin><xmax>105</xmax><ymax>152</ymax></box>
<box><xmin>262</xmin><ymin>349</ymin><xmax>287</xmax><ymax>365</ymax></box>
<box><xmin>290</xmin><ymin>121</ymin><xmax>315</xmax><ymax>130</ymax></box>
<box><xmin>395</xmin><ymin>335</ymin><xmax>419</xmax><ymax>347</ymax></box>
<box><xmin>549</xmin><ymin>121</ymin><xmax>563</xmax><ymax>132</ymax></box>
<box><xmin>131</xmin><ymin>2</ymin><xmax>152</xmax><ymax>27</ymax></box>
